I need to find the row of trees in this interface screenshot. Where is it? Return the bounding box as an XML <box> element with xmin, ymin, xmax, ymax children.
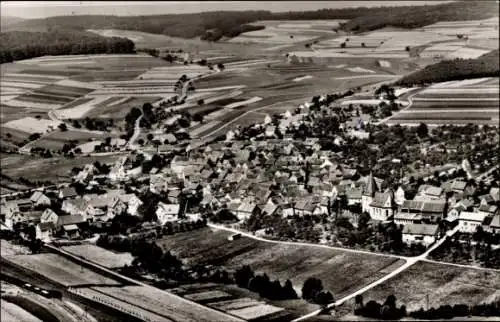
<box><xmin>410</xmin><ymin>301</ymin><xmax>500</xmax><ymax>320</ymax></box>
<box><xmin>234</xmin><ymin>265</ymin><xmax>298</xmax><ymax>301</ymax></box>
<box><xmin>354</xmin><ymin>295</ymin><xmax>406</xmax><ymax>320</ymax></box>
<box><xmin>0</xmin><ymin>30</ymin><xmax>135</xmax><ymax>64</ymax></box>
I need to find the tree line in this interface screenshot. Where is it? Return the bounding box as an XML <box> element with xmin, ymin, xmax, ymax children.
<box><xmin>0</xmin><ymin>29</ymin><xmax>135</xmax><ymax>64</ymax></box>
<box><xmin>394</xmin><ymin>49</ymin><xmax>499</xmax><ymax>87</ymax></box>
<box><xmin>5</xmin><ymin>1</ymin><xmax>496</xmax><ymax>42</ymax></box>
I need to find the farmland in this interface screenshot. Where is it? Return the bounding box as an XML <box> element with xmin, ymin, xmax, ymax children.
<box><xmin>387</xmin><ymin>77</ymin><xmax>499</xmax><ymax>126</ymax></box>
<box><xmin>62</xmin><ymin>244</ymin><xmax>134</xmax><ymax>269</ymax></box>
<box><xmin>88</xmin><ymin>285</ymin><xmax>242</xmax><ymax>322</ymax></box>
<box><xmin>156</xmin><ymin>228</ymin><xmax>405</xmax><ymax>300</ymax></box>
<box><xmin>3</xmin><ymin>253</ymin><xmax>123</xmax><ymax>287</ymax></box>
<box><xmin>339</xmin><ymin>261</ymin><xmax>500</xmax><ymax>314</ymax></box>
<box><xmin>1</xmin><ymin>300</ymin><xmax>42</xmax><ymax>322</ymax></box>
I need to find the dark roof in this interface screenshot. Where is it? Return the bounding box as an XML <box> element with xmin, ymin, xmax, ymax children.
<box><xmin>38</xmin><ymin>222</ymin><xmax>55</xmax><ymax>231</ymax></box>
<box><xmin>60</xmin><ymin>187</ymin><xmax>77</xmax><ymax>198</ymax></box>
<box><xmin>370</xmin><ymin>192</ymin><xmax>392</xmax><ymax>208</ymax></box>
<box><xmin>57</xmin><ymin>215</ymin><xmax>85</xmax><ymax>226</ymax></box>
<box><xmin>364</xmin><ymin>172</ymin><xmax>377</xmax><ymax>197</ymax></box>
<box><xmin>402</xmin><ymin>224</ymin><xmax>438</xmax><ymax>236</ymax></box>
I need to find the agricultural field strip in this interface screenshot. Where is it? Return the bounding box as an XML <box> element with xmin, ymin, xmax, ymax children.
<box><xmin>53</xmin><ymin>96</ymin><xmax>122</xmax><ymax>119</ymax></box>
<box><xmin>69</xmin><ymin>287</ymin><xmax>172</xmax><ymax>322</ymax></box>
<box><xmin>62</xmin><ymin>245</ymin><xmax>134</xmax><ymax>269</ymax></box>
<box><xmin>3</xmin><ymin>72</ymin><xmax>66</xmax><ymax>80</ymax></box>
<box><xmin>3</xmin><ymin>253</ymin><xmax>122</xmax><ymax>287</ymax></box>
<box><xmin>91</xmin><ymin>286</ymin><xmax>243</xmax><ymax>322</ymax></box>
<box><xmin>1</xmin><ymin>81</ymin><xmax>45</xmax><ymax>89</ymax></box>
<box><xmin>1</xmin><ymin>299</ymin><xmax>43</xmax><ymax>322</ymax></box>
<box><xmin>224</xmin><ymin>96</ymin><xmax>262</xmax><ymax>109</ymax></box>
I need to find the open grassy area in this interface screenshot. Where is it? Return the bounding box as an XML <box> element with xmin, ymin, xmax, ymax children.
<box><xmin>157</xmin><ymin>228</ymin><xmax>405</xmax><ymax>300</ymax></box>
<box><xmin>0</xmin><ymin>153</ymin><xmax>121</xmax><ymax>182</ymax></box>
<box><xmin>338</xmin><ymin>261</ymin><xmax>500</xmax><ymax>315</ymax></box>
<box><xmin>4</xmin><ymin>253</ymin><xmax>122</xmax><ymax>287</ymax></box>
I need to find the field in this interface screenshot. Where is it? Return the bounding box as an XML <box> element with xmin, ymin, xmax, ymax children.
<box><xmin>0</xmin><ymin>152</ymin><xmax>121</xmax><ymax>182</ymax></box>
<box><xmin>339</xmin><ymin>261</ymin><xmax>500</xmax><ymax>314</ymax></box>
<box><xmin>62</xmin><ymin>244</ymin><xmax>134</xmax><ymax>269</ymax></box>
<box><xmin>3</xmin><ymin>253</ymin><xmax>122</xmax><ymax>287</ymax></box>
<box><xmin>387</xmin><ymin>77</ymin><xmax>499</xmax><ymax>125</ymax></box>
<box><xmin>88</xmin><ymin>285</ymin><xmax>242</xmax><ymax>322</ymax></box>
<box><xmin>1</xmin><ymin>300</ymin><xmax>42</xmax><ymax>322</ymax></box>
<box><xmin>156</xmin><ymin>228</ymin><xmax>405</xmax><ymax>300</ymax></box>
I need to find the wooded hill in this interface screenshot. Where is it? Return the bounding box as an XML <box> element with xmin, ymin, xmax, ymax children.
<box><xmin>4</xmin><ymin>1</ymin><xmax>498</xmax><ymax>41</ymax></box>
<box><xmin>0</xmin><ymin>29</ymin><xmax>135</xmax><ymax>63</ymax></box>
<box><xmin>394</xmin><ymin>49</ymin><xmax>500</xmax><ymax>87</ymax></box>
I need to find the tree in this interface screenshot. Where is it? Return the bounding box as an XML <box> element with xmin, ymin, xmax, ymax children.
<box><xmin>315</xmin><ymin>291</ymin><xmax>334</xmax><ymax>307</ymax></box>
<box><xmin>361</xmin><ymin>42</ymin><xmax>366</xmax><ymax>47</ymax></box>
<box><xmin>301</xmin><ymin>277</ymin><xmax>323</xmax><ymax>301</ymax></box>
<box><xmin>29</xmin><ymin>133</ymin><xmax>41</xmax><ymax>141</ymax></box>
<box><xmin>138</xmin><ymin>139</ymin><xmax>144</xmax><ymax>145</ymax></box>
<box><xmin>147</xmin><ymin>133</ymin><xmax>154</xmax><ymax>141</ymax></box>
<box><xmin>405</xmin><ymin>46</ymin><xmax>411</xmax><ymax>51</ymax></box>
<box><xmin>234</xmin><ymin>265</ymin><xmax>254</xmax><ymax>288</ymax></box>
<box><xmin>197</xmin><ymin>99</ymin><xmax>205</xmax><ymax>105</ymax></box>
<box><xmin>217</xmin><ymin>63</ymin><xmax>225</xmax><ymax>71</ymax></box>
<box><xmin>283</xmin><ymin>279</ymin><xmax>298</xmax><ymax>299</ymax></box>
<box><xmin>340</xmin><ymin>42</ymin><xmax>346</xmax><ymax>48</ymax></box>
<box><xmin>417</xmin><ymin>122</ymin><xmax>428</xmax><ymax>138</ymax></box>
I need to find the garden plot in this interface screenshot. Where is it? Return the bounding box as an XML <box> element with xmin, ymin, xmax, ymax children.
<box><xmin>2</xmin><ymin>117</ymin><xmax>61</xmax><ymax>134</ymax></box>
<box><xmin>85</xmin><ymin>96</ymin><xmax>162</xmax><ymax>119</ymax></box>
<box><xmin>157</xmin><ymin>228</ymin><xmax>404</xmax><ymax>299</ymax></box>
<box><xmin>4</xmin><ymin>253</ymin><xmax>122</xmax><ymax>287</ymax></box>
<box><xmin>62</xmin><ymin>244</ymin><xmax>134</xmax><ymax>268</ymax></box>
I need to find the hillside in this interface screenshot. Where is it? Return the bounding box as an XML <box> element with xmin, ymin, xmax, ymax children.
<box><xmin>0</xmin><ymin>29</ymin><xmax>135</xmax><ymax>63</ymax></box>
<box><xmin>0</xmin><ymin>16</ymin><xmax>25</xmax><ymax>30</ymax></box>
<box><xmin>340</xmin><ymin>1</ymin><xmax>499</xmax><ymax>32</ymax></box>
<box><xmin>4</xmin><ymin>1</ymin><xmax>498</xmax><ymax>41</ymax></box>
<box><xmin>394</xmin><ymin>49</ymin><xmax>500</xmax><ymax>87</ymax></box>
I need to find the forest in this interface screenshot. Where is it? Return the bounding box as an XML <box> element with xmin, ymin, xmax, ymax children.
<box><xmin>394</xmin><ymin>49</ymin><xmax>500</xmax><ymax>87</ymax></box>
<box><xmin>0</xmin><ymin>29</ymin><xmax>135</xmax><ymax>63</ymax></box>
<box><xmin>4</xmin><ymin>1</ymin><xmax>497</xmax><ymax>41</ymax></box>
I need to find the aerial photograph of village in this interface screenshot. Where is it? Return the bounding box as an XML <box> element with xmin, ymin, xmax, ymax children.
<box><xmin>0</xmin><ymin>1</ymin><xmax>498</xmax><ymax>321</ymax></box>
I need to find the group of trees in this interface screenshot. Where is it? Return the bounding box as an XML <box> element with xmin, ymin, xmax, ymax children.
<box><xmin>301</xmin><ymin>277</ymin><xmax>334</xmax><ymax>306</ymax></box>
<box><xmin>0</xmin><ymin>30</ymin><xmax>135</xmax><ymax>63</ymax></box>
<box><xmin>354</xmin><ymin>295</ymin><xmax>407</xmax><ymax>320</ymax></box>
<box><xmin>409</xmin><ymin>301</ymin><xmax>500</xmax><ymax>319</ymax></box>
<box><xmin>234</xmin><ymin>265</ymin><xmax>298</xmax><ymax>301</ymax></box>
<box><xmin>6</xmin><ymin>2</ymin><xmax>495</xmax><ymax>43</ymax></box>
<box><xmin>395</xmin><ymin>49</ymin><xmax>499</xmax><ymax>87</ymax></box>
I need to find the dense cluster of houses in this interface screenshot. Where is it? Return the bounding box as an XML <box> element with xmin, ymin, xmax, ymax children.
<box><xmin>1</xmin><ymin>96</ymin><xmax>498</xmax><ymax>251</ymax></box>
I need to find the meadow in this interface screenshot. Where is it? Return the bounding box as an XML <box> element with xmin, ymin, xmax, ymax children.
<box><xmin>156</xmin><ymin>228</ymin><xmax>405</xmax><ymax>300</ymax></box>
<box><xmin>4</xmin><ymin>253</ymin><xmax>122</xmax><ymax>287</ymax></box>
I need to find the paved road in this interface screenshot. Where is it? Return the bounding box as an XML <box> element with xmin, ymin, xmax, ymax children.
<box><xmin>126</xmin><ymin>115</ymin><xmax>143</xmax><ymax>150</ymax></box>
<box><xmin>375</xmin><ymin>91</ymin><xmax>419</xmax><ymax>125</ymax></box>
<box><xmin>0</xmin><ymin>183</ymin><xmax>70</xmax><ymax>198</ymax></box>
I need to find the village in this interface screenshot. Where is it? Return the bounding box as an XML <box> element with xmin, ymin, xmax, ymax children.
<box><xmin>2</xmin><ymin>83</ymin><xmax>499</xmax><ymax>267</ymax></box>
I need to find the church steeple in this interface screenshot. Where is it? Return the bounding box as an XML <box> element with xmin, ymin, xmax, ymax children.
<box><xmin>364</xmin><ymin>171</ymin><xmax>377</xmax><ymax>197</ymax></box>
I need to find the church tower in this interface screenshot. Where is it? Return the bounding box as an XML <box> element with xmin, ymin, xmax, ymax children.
<box><xmin>362</xmin><ymin>171</ymin><xmax>377</xmax><ymax>214</ymax></box>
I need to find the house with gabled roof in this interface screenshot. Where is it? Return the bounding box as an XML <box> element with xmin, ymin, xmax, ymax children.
<box><xmin>402</xmin><ymin>224</ymin><xmax>439</xmax><ymax>246</ymax></box>
<box><xmin>58</xmin><ymin>187</ymin><xmax>77</xmax><ymax>199</ymax></box>
<box><xmin>40</xmin><ymin>209</ymin><xmax>59</xmax><ymax>225</ymax></box>
<box><xmin>156</xmin><ymin>202</ymin><xmax>180</xmax><ymax>225</ymax></box>
<box><xmin>30</xmin><ymin>191</ymin><xmax>51</xmax><ymax>207</ymax></box>
<box><xmin>458</xmin><ymin>211</ymin><xmax>487</xmax><ymax>233</ymax></box>
<box><xmin>235</xmin><ymin>201</ymin><xmax>258</xmax><ymax>221</ymax></box>
<box><xmin>369</xmin><ymin>191</ymin><xmax>396</xmax><ymax>221</ymax></box>
<box><xmin>487</xmin><ymin>214</ymin><xmax>500</xmax><ymax>234</ymax></box>
<box><xmin>61</xmin><ymin>198</ymin><xmax>95</xmax><ymax>221</ymax></box>
<box><xmin>36</xmin><ymin>222</ymin><xmax>55</xmax><ymax>243</ymax></box>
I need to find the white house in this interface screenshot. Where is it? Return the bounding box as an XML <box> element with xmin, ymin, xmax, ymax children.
<box><xmin>118</xmin><ymin>194</ymin><xmax>143</xmax><ymax>216</ymax></box>
<box><xmin>58</xmin><ymin>187</ymin><xmax>77</xmax><ymax>199</ymax></box>
<box><xmin>36</xmin><ymin>222</ymin><xmax>55</xmax><ymax>243</ymax></box>
<box><xmin>4</xmin><ymin>209</ymin><xmax>24</xmax><ymax>230</ymax></box>
<box><xmin>369</xmin><ymin>191</ymin><xmax>395</xmax><ymax>221</ymax></box>
<box><xmin>235</xmin><ymin>201</ymin><xmax>257</xmax><ymax>221</ymax></box>
<box><xmin>458</xmin><ymin>211</ymin><xmax>487</xmax><ymax>233</ymax></box>
<box><xmin>402</xmin><ymin>224</ymin><xmax>439</xmax><ymax>246</ymax></box>
<box><xmin>30</xmin><ymin>191</ymin><xmax>51</xmax><ymax>207</ymax></box>
<box><xmin>61</xmin><ymin>199</ymin><xmax>95</xmax><ymax>221</ymax></box>
<box><xmin>40</xmin><ymin>209</ymin><xmax>59</xmax><ymax>225</ymax></box>
<box><xmin>395</xmin><ymin>186</ymin><xmax>406</xmax><ymax>206</ymax></box>
<box><xmin>156</xmin><ymin>202</ymin><xmax>180</xmax><ymax>225</ymax></box>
